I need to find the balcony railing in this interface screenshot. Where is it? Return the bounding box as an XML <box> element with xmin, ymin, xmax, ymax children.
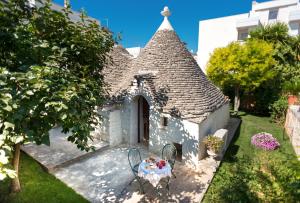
<box><xmin>289</xmin><ymin>9</ymin><xmax>300</xmax><ymax>22</ymax></box>
<box><xmin>236</xmin><ymin>17</ymin><xmax>260</xmax><ymax>29</ymax></box>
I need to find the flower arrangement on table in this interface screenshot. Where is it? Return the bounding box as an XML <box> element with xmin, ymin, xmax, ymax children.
<box><xmin>145</xmin><ymin>156</ymin><xmax>166</xmax><ymax>170</ymax></box>
<box><xmin>156</xmin><ymin>160</ymin><xmax>166</xmax><ymax>169</ymax></box>
<box><xmin>251</xmin><ymin>132</ymin><xmax>280</xmax><ymax>150</ymax></box>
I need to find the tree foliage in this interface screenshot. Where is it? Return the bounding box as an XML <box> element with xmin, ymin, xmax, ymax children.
<box><xmin>207</xmin><ymin>39</ymin><xmax>276</xmax><ymax>112</ymax></box>
<box><xmin>250</xmin><ymin>22</ymin><xmax>300</xmax><ymax>81</ymax></box>
<box><xmin>249</xmin><ymin>23</ymin><xmax>300</xmax><ymax>115</ymax></box>
<box><xmin>0</xmin><ymin>0</ymin><xmax>114</xmax><ymax>186</ymax></box>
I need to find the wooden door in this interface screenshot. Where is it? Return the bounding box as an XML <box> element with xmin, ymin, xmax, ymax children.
<box><xmin>142</xmin><ymin>98</ymin><xmax>149</xmax><ymax>145</ymax></box>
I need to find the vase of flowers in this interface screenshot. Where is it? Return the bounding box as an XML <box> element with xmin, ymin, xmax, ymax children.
<box><xmin>203</xmin><ymin>135</ymin><xmax>224</xmax><ymax>158</ymax></box>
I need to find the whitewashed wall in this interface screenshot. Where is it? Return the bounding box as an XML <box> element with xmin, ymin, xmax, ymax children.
<box><xmin>197</xmin><ymin>103</ymin><xmax>230</xmax><ymax>159</ymax></box>
<box><xmin>109</xmin><ymin>110</ymin><xmax>122</xmax><ymax>146</ymax></box>
<box><xmin>97</xmin><ymin>110</ymin><xmax>110</xmax><ymax>142</ymax></box>
<box><xmin>148</xmin><ymin>110</ymin><xmax>200</xmax><ymax>168</ymax></box>
<box><xmin>97</xmin><ymin>84</ymin><xmax>229</xmax><ymax>167</ymax></box>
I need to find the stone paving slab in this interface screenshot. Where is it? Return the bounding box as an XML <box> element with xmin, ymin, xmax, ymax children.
<box><xmin>22</xmin><ymin>127</ymin><xmax>109</xmax><ymax>172</ymax></box>
<box><xmin>118</xmin><ymin>162</ymin><xmax>207</xmax><ymax>203</ymax></box>
<box><xmin>53</xmin><ymin>145</ymin><xmax>149</xmax><ymax>202</ymax></box>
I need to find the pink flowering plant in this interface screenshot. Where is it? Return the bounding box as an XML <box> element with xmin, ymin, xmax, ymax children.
<box><xmin>251</xmin><ymin>132</ymin><xmax>280</xmax><ymax>150</ymax></box>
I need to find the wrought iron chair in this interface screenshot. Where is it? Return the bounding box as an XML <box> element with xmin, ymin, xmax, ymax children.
<box><xmin>161</xmin><ymin>143</ymin><xmax>177</xmax><ymax>179</ymax></box>
<box><xmin>160</xmin><ymin>143</ymin><xmax>177</xmax><ymax>194</ymax></box>
<box><xmin>128</xmin><ymin>148</ymin><xmax>144</xmax><ymax>194</ymax></box>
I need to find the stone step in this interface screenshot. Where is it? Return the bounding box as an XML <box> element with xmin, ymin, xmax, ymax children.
<box><xmin>51</xmin><ymin>144</ymin><xmax>110</xmax><ymax>172</ymax></box>
<box><xmin>23</xmin><ymin>142</ymin><xmax>110</xmax><ymax>173</ymax></box>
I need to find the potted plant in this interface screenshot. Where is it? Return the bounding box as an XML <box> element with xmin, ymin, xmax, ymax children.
<box><xmin>203</xmin><ymin>135</ymin><xmax>224</xmax><ymax>157</ymax></box>
<box><xmin>283</xmin><ymin>78</ymin><xmax>300</xmax><ymax>105</ymax></box>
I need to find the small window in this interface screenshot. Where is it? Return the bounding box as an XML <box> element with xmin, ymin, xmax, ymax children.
<box><xmin>269</xmin><ymin>9</ymin><xmax>278</xmax><ymax>20</ymax></box>
<box><xmin>160</xmin><ymin>116</ymin><xmax>168</xmax><ymax>127</ymax></box>
<box><xmin>238</xmin><ymin>30</ymin><xmax>248</xmax><ymax>41</ymax></box>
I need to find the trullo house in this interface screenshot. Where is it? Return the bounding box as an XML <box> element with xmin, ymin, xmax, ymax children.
<box><xmin>98</xmin><ymin>6</ymin><xmax>230</xmax><ymax>167</ymax></box>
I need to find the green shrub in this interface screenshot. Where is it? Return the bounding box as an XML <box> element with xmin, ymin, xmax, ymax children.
<box><xmin>283</xmin><ymin>77</ymin><xmax>300</xmax><ymax>96</ymax></box>
<box><xmin>269</xmin><ymin>96</ymin><xmax>288</xmax><ymax>124</ymax></box>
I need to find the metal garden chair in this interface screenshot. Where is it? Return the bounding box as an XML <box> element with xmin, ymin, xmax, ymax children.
<box><xmin>128</xmin><ymin>148</ymin><xmax>144</xmax><ymax>194</ymax></box>
<box><xmin>159</xmin><ymin>143</ymin><xmax>177</xmax><ymax>194</ymax></box>
<box><xmin>161</xmin><ymin>143</ymin><xmax>177</xmax><ymax>178</ymax></box>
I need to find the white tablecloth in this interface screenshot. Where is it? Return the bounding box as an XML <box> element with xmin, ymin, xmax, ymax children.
<box><xmin>138</xmin><ymin>158</ymin><xmax>172</xmax><ymax>187</ymax></box>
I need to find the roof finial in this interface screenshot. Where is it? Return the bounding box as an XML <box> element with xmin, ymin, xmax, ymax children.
<box><xmin>157</xmin><ymin>6</ymin><xmax>174</xmax><ymax>31</ymax></box>
<box><xmin>161</xmin><ymin>6</ymin><xmax>171</xmax><ymax>18</ymax></box>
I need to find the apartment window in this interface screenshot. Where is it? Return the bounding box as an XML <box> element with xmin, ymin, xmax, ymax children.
<box><xmin>269</xmin><ymin>9</ymin><xmax>278</xmax><ymax>20</ymax></box>
<box><xmin>289</xmin><ymin>22</ymin><xmax>300</xmax><ymax>36</ymax></box>
<box><xmin>238</xmin><ymin>30</ymin><xmax>248</xmax><ymax>41</ymax></box>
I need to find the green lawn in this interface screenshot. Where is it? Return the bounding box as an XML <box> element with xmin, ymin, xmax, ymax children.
<box><xmin>203</xmin><ymin>113</ymin><xmax>300</xmax><ymax>202</ymax></box>
<box><xmin>0</xmin><ymin>152</ymin><xmax>88</xmax><ymax>203</ymax></box>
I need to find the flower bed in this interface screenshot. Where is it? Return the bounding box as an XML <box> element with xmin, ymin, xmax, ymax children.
<box><xmin>251</xmin><ymin>132</ymin><xmax>280</xmax><ymax>150</ymax></box>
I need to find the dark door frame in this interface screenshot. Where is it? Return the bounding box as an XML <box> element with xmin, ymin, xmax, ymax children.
<box><xmin>137</xmin><ymin>96</ymin><xmax>149</xmax><ymax>145</ymax></box>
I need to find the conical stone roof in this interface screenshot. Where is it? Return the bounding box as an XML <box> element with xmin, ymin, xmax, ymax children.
<box><xmin>109</xmin><ymin>7</ymin><xmax>228</xmax><ymax>123</ymax></box>
<box><xmin>102</xmin><ymin>45</ymin><xmax>133</xmax><ymax>96</ymax></box>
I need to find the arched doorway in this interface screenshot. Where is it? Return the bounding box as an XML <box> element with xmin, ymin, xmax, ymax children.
<box><xmin>137</xmin><ymin>96</ymin><xmax>150</xmax><ymax>146</ymax></box>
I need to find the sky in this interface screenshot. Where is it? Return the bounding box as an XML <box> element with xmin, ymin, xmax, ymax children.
<box><xmin>53</xmin><ymin>0</ymin><xmax>270</xmax><ymax>52</ymax></box>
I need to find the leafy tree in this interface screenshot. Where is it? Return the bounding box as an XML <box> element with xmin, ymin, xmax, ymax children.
<box><xmin>250</xmin><ymin>23</ymin><xmax>300</xmax><ymax>81</ymax></box>
<box><xmin>249</xmin><ymin>23</ymin><xmax>300</xmax><ymax>115</ymax></box>
<box><xmin>207</xmin><ymin>39</ymin><xmax>276</xmax><ymax>113</ymax></box>
<box><xmin>0</xmin><ymin>0</ymin><xmax>114</xmax><ymax>192</ymax></box>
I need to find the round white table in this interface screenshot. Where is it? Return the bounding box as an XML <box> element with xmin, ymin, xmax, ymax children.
<box><xmin>138</xmin><ymin>158</ymin><xmax>172</xmax><ymax>187</ymax></box>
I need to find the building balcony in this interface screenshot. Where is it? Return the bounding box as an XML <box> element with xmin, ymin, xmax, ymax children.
<box><xmin>289</xmin><ymin>9</ymin><xmax>300</xmax><ymax>22</ymax></box>
<box><xmin>236</xmin><ymin>17</ymin><xmax>260</xmax><ymax>29</ymax></box>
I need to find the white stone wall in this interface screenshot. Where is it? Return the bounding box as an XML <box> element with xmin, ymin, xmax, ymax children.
<box><xmin>98</xmin><ymin>84</ymin><xmax>229</xmax><ymax>167</ymax></box>
<box><xmin>197</xmin><ymin>0</ymin><xmax>300</xmax><ymax>72</ymax></box>
<box><xmin>285</xmin><ymin>105</ymin><xmax>300</xmax><ymax>159</ymax></box>
<box><xmin>148</xmin><ymin>110</ymin><xmax>200</xmax><ymax>168</ymax></box>
<box><xmin>198</xmin><ymin>103</ymin><xmax>230</xmax><ymax>159</ymax></box>
<box><xmin>109</xmin><ymin>109</ymin><xmax>122</xmax><ymax>146</ymax></box>
<box><xmin>96</xmin><ymin>110</ymin><xmax>110</xmax><ymax>142</ymax></box>
<box><xmin>97</xmin><ymin>107</ymin><xmax>123</xmax><ymax>146</ymax></box>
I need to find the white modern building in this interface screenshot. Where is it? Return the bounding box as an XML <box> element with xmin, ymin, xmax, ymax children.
<box><xmin>197</xmin><ymin>0</ymin><xmax>300</xmax><ymax>72</ymax></box>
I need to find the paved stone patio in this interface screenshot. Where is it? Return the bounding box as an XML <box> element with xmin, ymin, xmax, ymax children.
<box><xmin>119</xmin><ymin>117</ymin><xmax>241</xmax><ymax>203</ymax></box>
<box><xmin>22</xmin><ymin>118</ymin><xmax>240</xmax><ymax>202</ymax></box>
<box><xmin>54</xmin><ymin>146</ymin><xmax>148</xmax><ymax>202</ymax></box>
<box><xmin>22</xmin><ymin>127</ymin><xmax>109</xmax><ymax>172</ymax></box>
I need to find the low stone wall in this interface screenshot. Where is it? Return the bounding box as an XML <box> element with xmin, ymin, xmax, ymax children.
<box><xmin>285</xmin><ymin>105</ymin><xmax>300</xmax><ymax>160</ymax></box>
<box><xmin>213</xmin><ymin>129</ymin><xmax>229</xmax><ymax>155</ymax></box>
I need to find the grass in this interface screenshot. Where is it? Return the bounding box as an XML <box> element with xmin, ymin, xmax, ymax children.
<box><xmin>0</xmin><ymin>152</ymin><xmax>88</xmax><ymax>203</ymax></box>
<box><xmin>203</xmin><ymin>113</ymin><xmax>300</xmax><ymax>203</ymax></box>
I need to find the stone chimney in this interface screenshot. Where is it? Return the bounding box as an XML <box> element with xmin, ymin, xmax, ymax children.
<box><xmin>64</xmin><ymin>0</ymin><xmax>70</xmax><ymax>8</ymax></box>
